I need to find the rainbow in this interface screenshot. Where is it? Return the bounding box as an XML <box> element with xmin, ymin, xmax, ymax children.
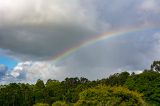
<box><xmin>49</xmin><ymin>24</ymin><xmax>159</xmax><ymax>63</ymax></box>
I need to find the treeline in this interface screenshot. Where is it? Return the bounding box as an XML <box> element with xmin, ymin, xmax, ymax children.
<box><xmin>0</xmin><ymin>61</ymin><xmax>160</xmax><ymax>106</ymax></box>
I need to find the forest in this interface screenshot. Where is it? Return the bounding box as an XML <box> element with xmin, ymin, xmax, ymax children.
<box><xmin>1</xmin><ymin>61</ymin><xmax>160</xmax><ymax>106</ymax></box>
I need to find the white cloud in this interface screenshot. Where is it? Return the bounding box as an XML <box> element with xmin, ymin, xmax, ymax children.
<box><xmin>0</xmin><ymin>0</ymin><xmax>97</xmax><ymax>29</ymax></box>
<box><xmin>10</xmin><ymin>61</ymin><xmax>65</xmax><ymax>83</ymax></box>
<box><xmin>138</xmin><ymin>0</ymin><xmax>160</xmax><ymax>13</ymax></box>
<box><xmin>10</xmin><ymin>61</ymin><xmax>31</xmax><ymax>78</ymax></box>
<box><xmin>117</xmin><ymin>67</ymin><xmax>143</xmax><ymax>74</ymax></box>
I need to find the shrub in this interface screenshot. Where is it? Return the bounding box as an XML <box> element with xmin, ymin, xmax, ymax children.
<box><xmin>74</xmin><ymin>85</ymin><xmax>147</xmax><ymax>106</ymax></box>
<box><xmin>33</xmin><ymin>103</ymin><xmax>49</xmax><ymax>106</ymax></box>
<box><xmin>52</xmin><ymin>101</ymin><xmax>68</xmax><ymax>106</ymax></box>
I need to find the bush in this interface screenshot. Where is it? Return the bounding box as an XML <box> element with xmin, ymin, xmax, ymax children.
<box><xmin>74</xmin><ymin>85</ymin><xmax>147</xmax><ymax>106</ymax></box>
<box><xmin>33</xmin><ymin>103</ymin><xmax>49</xmax><ymax>106</ymax></box>
<box><xmin>52</xmin><ymin>101</ymin><xmax>68</xmax><ymax>106</ymax></box>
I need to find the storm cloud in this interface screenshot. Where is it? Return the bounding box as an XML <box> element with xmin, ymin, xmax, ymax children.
<box><xmin>0</xmin><ymin>0</ymin><xmax>160</xmax><ymax>82</ymax></box>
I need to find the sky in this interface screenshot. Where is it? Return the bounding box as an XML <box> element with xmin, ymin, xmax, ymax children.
<box><xmin>0</xmin><ymin>0</ymin><xmax>160</xmax><ymax>83</ymax></box>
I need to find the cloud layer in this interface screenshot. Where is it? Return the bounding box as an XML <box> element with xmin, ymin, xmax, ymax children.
<box><xmin>0</xmin><ymin>0</ymin><xmax>160</xmax><ymax>83</ymax></box>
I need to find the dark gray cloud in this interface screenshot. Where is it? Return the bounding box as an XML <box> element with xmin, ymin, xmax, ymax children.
<box><xmin>1</xmin><ymin>0</ymin><xmax>160</xmax><ymax>59</ymax></box>
<box><xmin>0</xmin><ymin>25</ymin><xmax>96</xmax><ymax>59</ymax></box>
<box><xmin>0</xmin><ymin>0</ymin><xmax>103</xmax><ymax>59</ymax></box>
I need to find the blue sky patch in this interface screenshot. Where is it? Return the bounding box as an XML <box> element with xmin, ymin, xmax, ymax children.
<box><xmin>0</xmin><ymin>56</ymin><xmax>17</xmax><ymax>69</ymax></box>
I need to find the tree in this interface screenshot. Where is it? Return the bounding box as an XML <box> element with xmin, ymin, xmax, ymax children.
<box><xmin>99</xmin><ymin>71</ymin><xmax>130</xmax><ymax>86</ymax></box>
<box><xmin>79</xmin><ymin>77</ymin><xmax>89</xmax><ymax>84</ymax></box>
<box><xmin>34</xmin><ymin>79</ymin><xmax>45</xmax><ymax>103</ymax></box>
<box><xmin>74</xmin><ymin>85</ymin><xmax>146</xmax><ymax>106</ymax></box>
<box><xmin>35</xmin><ymin>79</ymin><xmax>45</xmax><ymax>89</ymax></box>
<box><xmin>45</xmin><ymin>79</ymin><xmax>61</xmax><ymax>104</ymax></box>
<box><xmin>125</xmin><ymin>71</ymin><xmax>160</xmax><ymax>105</ymax></box>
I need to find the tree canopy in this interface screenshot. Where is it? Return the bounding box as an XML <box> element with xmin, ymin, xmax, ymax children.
<box><xmin>74</xmin><ymin>85</ymin><xmax>146</xmax><ymax>106</ymax></box>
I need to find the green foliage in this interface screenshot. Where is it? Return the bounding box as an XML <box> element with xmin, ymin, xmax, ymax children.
<box><xmin>52</xmin><ymin>101</ymin><xmax>67</xmax><ymax>106</ymax></box>
<box><xmin>0</xmin><ymin>83</ymin><xmax>34</xmax><ymax>106</ymax></box>
<box><xmin>59</xmin><ymin>77</ymin><xmax>92</xmax><ymax>103</ymax></box>
<box><xmin>33</xmin><ymin>79</ymin><xmax>45</xmax><ymax>103</ymax></box>
<box><xmin>45</xmin><ymin>79</ymin><xmax>61</xmax><ymax>101</ymax></box>
<box><xmin>99</xmin><ymin>71</ymin><xmax>130</xmax><ymax>86</ymax></box>
<box><xmin>35</xmin><ymin>79</ymin><xmax>45</xmax><ymax>89</ymax></box>
<box><xmin>33</xmin><ymin>103</ymin><xmax>49</xmax><ymax>106</ymax></box>
<box><xmin>74</xmin><ymin>85</ymin><xmax>146</xmax><ymax>106</ymax></box>
<box><xmin>125</xmin><ymin>71</ymin><xmax>160</xmax><ymax>105</ymax></box>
